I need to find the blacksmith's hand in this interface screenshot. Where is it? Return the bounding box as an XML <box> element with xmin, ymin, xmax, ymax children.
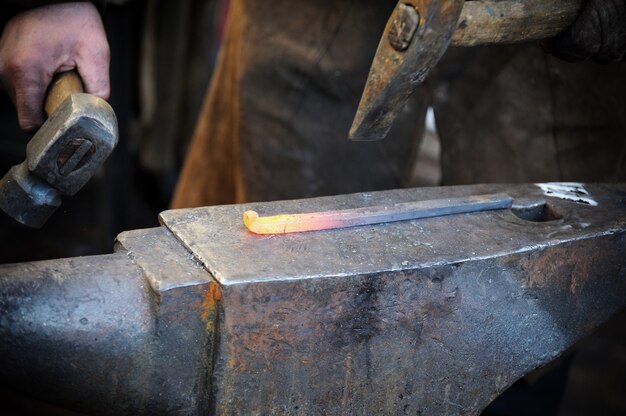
<box><xmin>548</xmin><ymin>0</ymin><xmax>626</xmax><ymax>63</ymax></box>
<box><xmin>0</xmin><ymin>2</ymin><xmax>109</xmax><ymax>132</ymax></box>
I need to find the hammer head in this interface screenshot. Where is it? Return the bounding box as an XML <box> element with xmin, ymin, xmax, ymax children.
<box><xmin>349</xmin><ymin>0</ymin><xmax>464</xmax><ymax>141</ymax></box>
<box><xmin>27</xmin><ymin>93</ymin><xmax>118</xmax><ymax>196</ymax></box>
<box><xmin>0</xmin><ymin>163</ymin><xmax>61</xmax><ymax>228</ymax></box>
<box><xmin>0</xmin><ymin>93</ymin><xmax>118</xmax><ymax>228</ymax></box>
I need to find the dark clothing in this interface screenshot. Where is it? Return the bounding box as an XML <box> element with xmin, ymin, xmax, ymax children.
<box><xmin>432</xmin><ymin>44</ymin><xmax>626</xmax><ymax>184</ymax></box>
<box><xmin>549</xmin><ymin>0</ymin><xmax>626</xmax><ymax>63</ymax></box>
<box><xmin>172</xmin><ymin>0</ymin><xmax>626</xmax><ymax>208</ymax></box>
<box><xmin>172</xmin><ymin>0</ymin><xmax>426</xmax><ymax>207</ymax></box>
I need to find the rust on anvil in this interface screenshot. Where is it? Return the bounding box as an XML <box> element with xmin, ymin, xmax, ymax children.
<box><xmin>243</xmin><ymin>193</ymin><xmax>513</xmax><ymax>234</ymax></box>
<box><xmin>349</xmin><ymin>0</ymin><xmax>464</xmax><ymax>140</ymax></box>
<box><xmin>199</xmin><ymin>282</ymin><xmax>222</xmax><ymax>323</ymax></box>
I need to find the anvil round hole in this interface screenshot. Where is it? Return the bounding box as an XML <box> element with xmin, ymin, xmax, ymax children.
<box><xmin>512</xmin><ymin>203</ymin><xmax>562</xmax><ymax>222</ymax></box>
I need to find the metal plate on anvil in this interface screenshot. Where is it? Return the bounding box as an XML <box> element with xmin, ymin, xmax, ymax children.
<box><xmin>159</xmin><ymin>183</ymin><xmax>626</xmax><ymax>285</ymax></box>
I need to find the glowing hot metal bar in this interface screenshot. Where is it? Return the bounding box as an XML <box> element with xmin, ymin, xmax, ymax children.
<box><xmin>244</xmin><ymin>193</ymin><xmax>513</xmax><ymax>234</ymax></box>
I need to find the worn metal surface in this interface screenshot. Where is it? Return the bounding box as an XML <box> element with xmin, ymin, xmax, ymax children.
<box><xmin>0</xmin><ymin>183</ymin><xmax>624</xmax><ymax>415</ymax></box>
<box><xmin>0</xmin><ymin>162</ymin><xmax>61</xmax><ymax>228</ymax></box>
<box><xmin>161</xmin><ymin>183</ymin><xmax>626</xmax><ymax>414</ymax></box>
<box><xmin>0</xmin><ymin>92</ymin><xmax>118</xmax><ymax>228</ymax></box>
<box><xmin>350</xmin><ymin>0</ymin><xmax>583</xmax><ymax>140</ymax></box>
<box><xmin>350</xmin><ymin>0</ymin><xmax>464</xmax><ymax>141</ymax></box>
<box><xmin>0</xmin><ymin>227</ymin><xmax>217</xmax><ymax>415</ymax></box>
<box><xmin>27</xmin><ymin>93</ymin><xmax>118</xmax><ymax>196</ymax></box>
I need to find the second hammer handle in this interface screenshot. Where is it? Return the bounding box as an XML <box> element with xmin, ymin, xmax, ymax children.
<box><xmin>44</xmin><ymin>70</ymin><xmax>84</xmax><ymax>117</ymax></box>
<box><xmin>452</xmin><ymin>0</ymin><xmax>585</xmax><ymax>47</ymax></box>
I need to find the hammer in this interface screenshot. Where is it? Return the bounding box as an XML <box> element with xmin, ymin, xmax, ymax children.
<box><xmin>0</xmin><ymin>70</ymin><xmax>118</xmax><ymax>228</ymax></box>
<box><xmin>349</xmin><ymin>0</ymin><xmax>585</xmax><ymax>140</ymax></box>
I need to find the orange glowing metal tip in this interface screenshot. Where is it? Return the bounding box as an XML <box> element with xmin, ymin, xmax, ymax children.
<box><xmin>243</xmin><ymin>193</ymin><xmax>513</xmax><ymax>235</ymax></box>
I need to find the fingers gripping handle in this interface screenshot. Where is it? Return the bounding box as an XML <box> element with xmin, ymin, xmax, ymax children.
<box><xmin>0</xmin><ymin>69</ymin><xmax>118</xmax><ymax>228</ymax></box>
<box><xmin>44</xmin><ymin>70</ymin><xmax>85</xmax><ymax>117</ymax></box>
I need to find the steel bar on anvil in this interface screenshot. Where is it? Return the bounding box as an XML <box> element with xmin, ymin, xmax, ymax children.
<box><xmin>0</xmin><ymin>183</ymin><xmax>625</xmax><ymax>415</ymax></box>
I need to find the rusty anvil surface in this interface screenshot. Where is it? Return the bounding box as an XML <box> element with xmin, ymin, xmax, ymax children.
<box><xmin>0</xmin><ymin>183</ymin><xmax>625</xmax><ymax>415</ymax></box>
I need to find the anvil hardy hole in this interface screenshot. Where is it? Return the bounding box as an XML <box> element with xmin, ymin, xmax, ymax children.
<box><xmin>512</xmin><ymin>203</ymin><xmax>562</xmax><ymax>222</ymax></box>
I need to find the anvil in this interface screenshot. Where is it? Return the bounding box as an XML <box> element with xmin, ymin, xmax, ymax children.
<box><xmin>0</xmin><ymin>183</ymin><xmax>625</xmax><ymax>415</ymax></box>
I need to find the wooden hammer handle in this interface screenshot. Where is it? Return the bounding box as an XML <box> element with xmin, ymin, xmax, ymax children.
<box><xmin>44</xmin><ymin>70</ymin><xmax>84</xmax><ymax>117</ymax></box>
<box><xmin>452</xmin><ymin>0</ymin><xmax>585</xmax><ymax>46</ymax></box>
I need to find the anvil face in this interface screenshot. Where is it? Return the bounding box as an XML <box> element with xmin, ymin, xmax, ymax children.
<box><xmin>161</xmin><ymin>183</ymin><xmax>623</xmax><ymax>285</ymax></box>
<box><xmin>1</xmin><ymin>183</ymin><xmax>625</xmax><ymax>415</ymax></box>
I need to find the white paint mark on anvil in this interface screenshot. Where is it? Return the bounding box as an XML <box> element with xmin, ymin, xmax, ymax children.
<box><xmin>536</xmin><ymin>183</ymin><xmax>597</xmax><ymax>206</ymax></box>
